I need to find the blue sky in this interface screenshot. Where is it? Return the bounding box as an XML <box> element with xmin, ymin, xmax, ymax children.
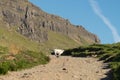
<box><xmin>29</xmin><ymin>0</ymin><xmax>120</xmax><ymax>44</ymax></box>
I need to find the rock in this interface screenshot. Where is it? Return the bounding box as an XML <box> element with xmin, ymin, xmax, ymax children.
<box><xmin>24</xmin><ymin>73</ymin><xmax>28</xmax><ymax>75</ymax></box>
<box><xmin>62</xmin><ymin>68</ymin><xmax>67</xmax><ymax>70</ymax></box>
<box><xmin>0</xmin><ymin>0</ymin><xmax>100</xmax><ymax>44</ymax></box>
<box><xmin>80</xmin><ymin>78</ymin><xmax>83</xmax><ymax>80</ymax></box>
<box><xmin>21</xmin><ymin>72</ymin><xmax>32</xmax><ymax>78</ymax></box>
<box><xmin>96</xmin><ymin>71</ymin><xmax>99</xmax><ymax>73</ymax></box>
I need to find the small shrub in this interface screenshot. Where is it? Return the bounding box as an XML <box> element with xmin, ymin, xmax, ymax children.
<box><xmin>9</xmin><ymin>62</ymin><xmax>17</xmax><ymax>71</ymax></box>
<box><xmin>110</xmin><ymin>62</ymin><xmax>120</xmax><ymax>80</ymax></box>
<box><xmin>112</xmin><ymin>54</ymin><xmax>120</xmax><ymax>62</ymax></box>
<box><xmin>0</xmin><ymin>62</ymin><xmax>9</xmax><ymax>75</ymax></box>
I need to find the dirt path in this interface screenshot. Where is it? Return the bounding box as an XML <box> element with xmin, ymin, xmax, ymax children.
<box><xmin>0</xmin><ymin>55</ymin><xmax>111</xmax><ymax>80</ymax></box>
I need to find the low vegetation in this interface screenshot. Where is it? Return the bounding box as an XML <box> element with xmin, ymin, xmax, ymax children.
<box><xmin>0</xmin><ymin>46</ymin><xmax>50</xmax><ymax>75</ymax></box>
<box><xmin>0</xmin><ymin>25</ymin><xmax>50</xmax><ymax>75</ymax></box>
<box><xmin>44</xmin><ymin>31</ymin><xmax>80</xmax><ymax>49</ymax></box>
<box><xmin>64</xmin><ymin>42</ymin><xmax>120</xmax><ymax>80</ymax></box>
<box><xmin>0</xmin><ymin>25</ymin><xmax>43</xmax><ymax>52</ymax></box>
<box><xmin>0</xmin><ymin>22</ymin><xmax>81</xmax><ymax>75</ymax></box>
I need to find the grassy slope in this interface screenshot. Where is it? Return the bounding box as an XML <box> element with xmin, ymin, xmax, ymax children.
<box><xmin>0</xmin><ymin>22</ymin><xmax>81</xmax><ymax>74</ymax></box>
<box><xmin>0</xmin><ymin>23</ymin><xmax>50</xmax><ymax>74</ymax></box>
<box><xmin>0</xmin><ymin>25</ymin><xmax>41</xmax><ymax>52</ymax></box>
<box><xmin>0</xmin><ymin>22</ymin><xmax>80</xmax><ymax>53</ymax></box>
<box><xmin>44</xmin><ymin>31</ymin><xmax>80</xmax><ymax>50</ymax></box>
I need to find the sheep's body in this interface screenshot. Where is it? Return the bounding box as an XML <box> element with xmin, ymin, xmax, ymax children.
<box><xmin>53</xmin><ymin>49</ymin><xmax>64</xmax><ymax>57</ymax></box>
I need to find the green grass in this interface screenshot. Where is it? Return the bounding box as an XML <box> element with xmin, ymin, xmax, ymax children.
<box><xmin>0</xmin><ymin>25</ymin><xmax>50</xmax><ymax>75</ymax></box>
<box><xmin>0</xmin><ymin>25</ymin><xmax>41</xmax><ymax>52</ymax></box>
<box><xmin>0</xmin><ymin>23</ymin><xmax>81</xmax><ymax>53</ymax></box>
<box><xmin>0</xmin><ymin>46</ymin><xmax>8</xmax><ymax>55</ymax></box>
<box><xmin>44</xmin><ymin>31</ymin><xmax>80</xmax><ymax>50</ymax></box>
<box><xmin>0</xmin><ymin>23</ymin><xmax>81</xmax><ymax>75</ymax></box>
<box><xmin>0</xmin><ymin>48</ymin><xmax>50</xmax><ymax>75</ymax></box>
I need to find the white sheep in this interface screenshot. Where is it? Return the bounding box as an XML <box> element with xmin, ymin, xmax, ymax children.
<box><xmin>53</xmin><ymin>49</ymin><xmax>64</xmax><ymax>57</ymax></box>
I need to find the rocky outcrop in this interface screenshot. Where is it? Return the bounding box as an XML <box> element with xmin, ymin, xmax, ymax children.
<box><xmin>0</xmin><ymin>0</ymin><xmax>100</xmax><ymax>44</ymax></box>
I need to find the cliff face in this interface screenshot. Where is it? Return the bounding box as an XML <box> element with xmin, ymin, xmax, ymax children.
<box><xmin>0</xmin><ymin>0</ymin><xmax>100</xmax><ymax>44</ymax></box>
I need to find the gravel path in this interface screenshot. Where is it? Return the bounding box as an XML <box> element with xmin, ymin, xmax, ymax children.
<box><xmin>0</xmin><ymin>55</ymin><xmax>111</xmax><ymax>80</ymax></box>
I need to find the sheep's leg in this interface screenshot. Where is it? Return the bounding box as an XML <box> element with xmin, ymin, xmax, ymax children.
<box><xmin>56</xmin><ymin>53</ymin><xmax>59</xmax><ymax>58</ymax></box>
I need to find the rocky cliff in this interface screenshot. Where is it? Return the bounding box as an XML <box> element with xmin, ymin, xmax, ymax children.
<box><xmin>0</xmin><ymin>0</ymin><xmax>100</xmax><ymax>44</ymax></box>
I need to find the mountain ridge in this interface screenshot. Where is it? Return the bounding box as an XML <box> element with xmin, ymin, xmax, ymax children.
<box><xmin>0</xmin><ymin>0</ymin><xmax>100</xmax><ymax>48</ymax></box>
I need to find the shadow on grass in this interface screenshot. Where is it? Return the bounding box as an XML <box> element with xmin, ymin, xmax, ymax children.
<box><xmin>101</xmin><ymin>70</ymin><xmax>113</xmax><ymax>80</ymax></box>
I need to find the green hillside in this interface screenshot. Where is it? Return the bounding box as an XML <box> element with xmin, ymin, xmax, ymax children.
<box><xmin>0</xmin><ymin>23</ymin><xmax>40</xmax><ymax>52</ymax></box>
<box><xmin>44</xmin><ymin>31</ymin><xmax>80</xmax><ymax>49</ymax></box>
<box><xmin>0</xmin><ymin>22</ymin><xmax>80</xmax><ymax>53</ymax></box>
<box><xmin>0</xmin><ymin>22</ymin><xmax>81</xmax><ymax>74</ymax></box>
<box><xmin>0</xmin><ymin>23</ymin><xmax>50</xmax><ymax>74</ymax></box>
